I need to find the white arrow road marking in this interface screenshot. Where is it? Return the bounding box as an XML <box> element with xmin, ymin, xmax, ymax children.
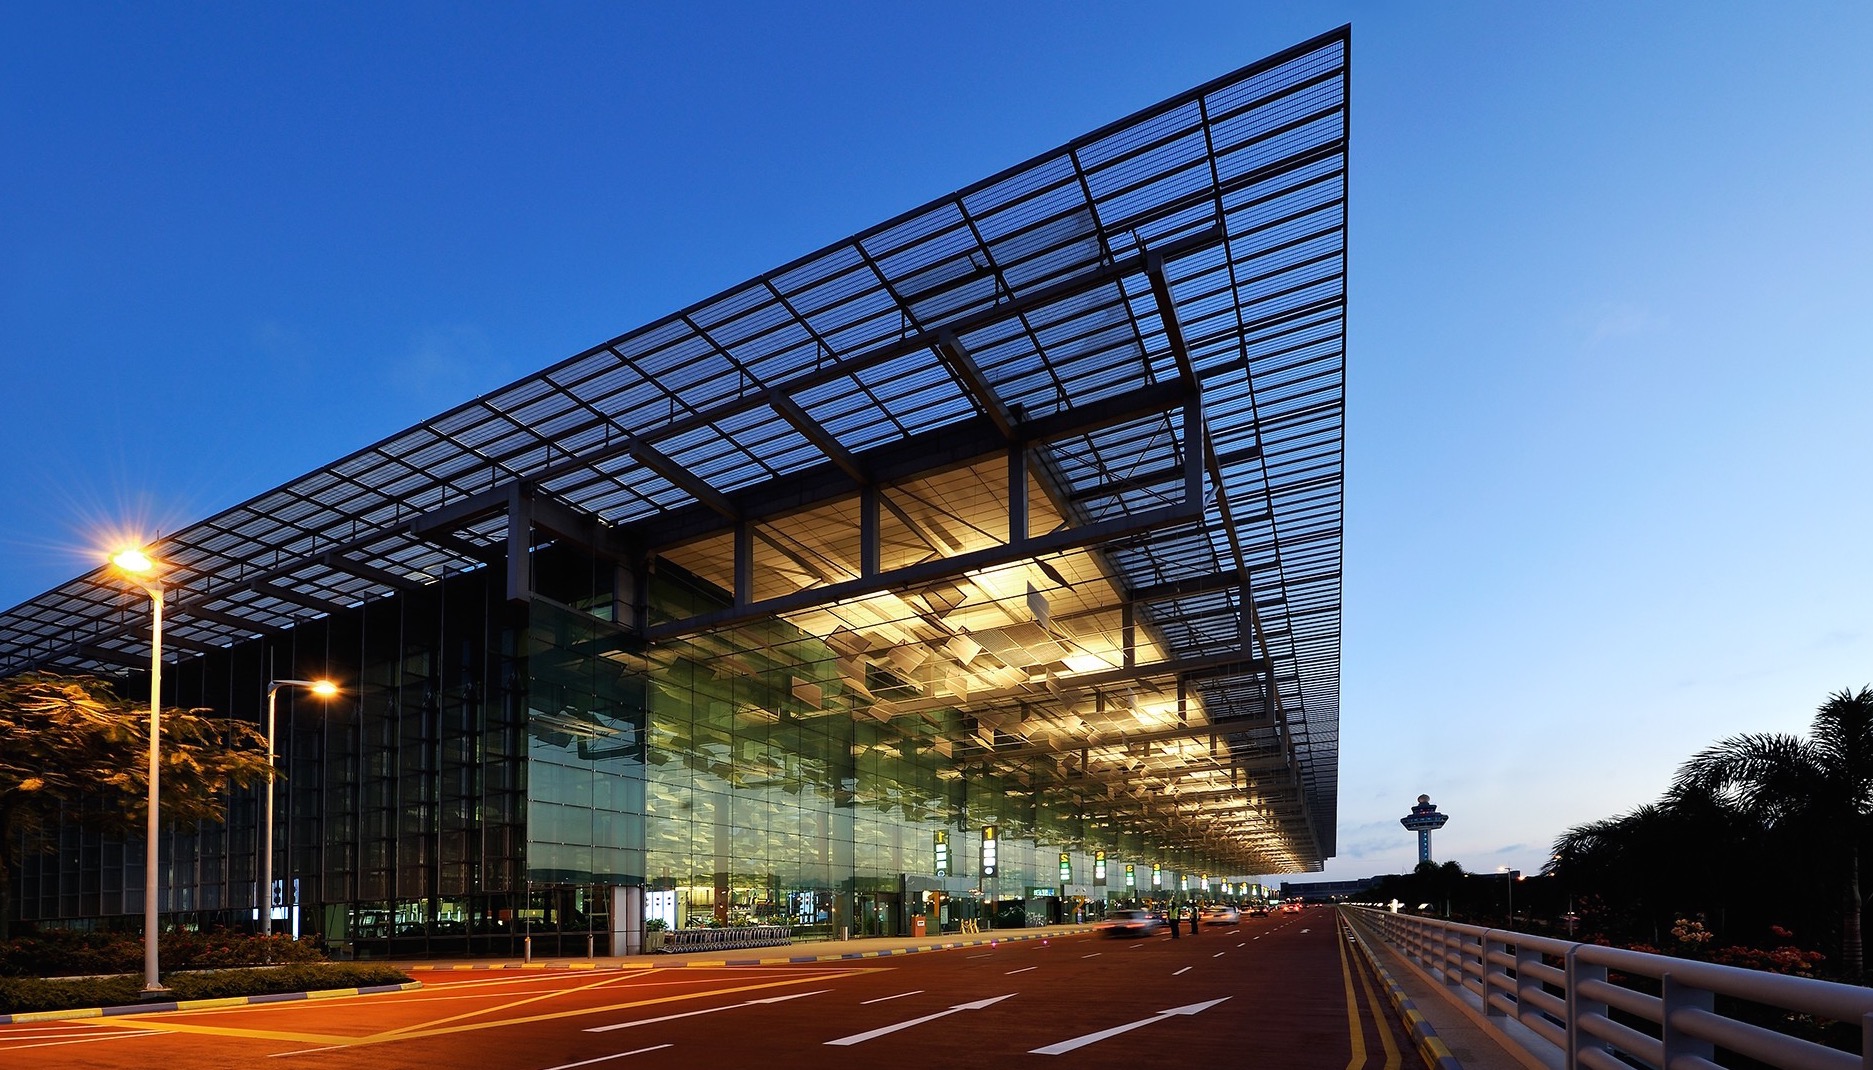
<box><xmin>1030</xmin><ymin>997</ymin><xmax>1232</xmax><ymax>1055</ymax></box>
<box><xmin>586</xmin><ymin>989</ymin><xmax>829</xmax><ymax>1032</ymax></box>
<box><xmin>824</xmin><ymin>993</ymin><xmax>1016</xmax><ymax>1046</ymax></box>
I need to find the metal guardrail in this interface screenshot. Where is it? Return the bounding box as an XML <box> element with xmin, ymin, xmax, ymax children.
<box><xmin>1347</xmin><ymin>906</ymin><xmax>1873</xmax><ymax>1070</ymax></box>
<box><xmin>656</xmin><ymin>925</ymin><xmax>794</xmax><ymax>953</ymax></box>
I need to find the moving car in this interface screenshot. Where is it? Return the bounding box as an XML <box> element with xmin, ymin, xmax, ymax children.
<box><xmin>1201</xmin><ymin>906</ymin><xmax>1240</xmax><ymax>926</ymax></box>
<box><xmin>1282</xmin><ymin>900</ymin><xmax>1304</xmax><ymax>914</ymax></box>
<box><xmin>1097</xmin><ymin>908</ymin><xmax>1167</xmax><ymax>938</ymax></box>
<box><xmin>1246</xmin><ymin>902</ymin><xmax>1269</xmax><ymax>917</ymax></box>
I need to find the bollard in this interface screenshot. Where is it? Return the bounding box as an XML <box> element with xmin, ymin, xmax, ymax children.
<box><xmin>524</xmin><ymin>935</ymin><xmax>532</xmax><ymax>964</ymax></box>
<box><xmin>587</xmin><ymin>934</ymin><xmax>594</xmax><ymax>959</ymax></box>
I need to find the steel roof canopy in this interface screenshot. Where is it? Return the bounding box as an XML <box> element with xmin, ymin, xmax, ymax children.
<box><xmin>0</xmin><ymin>26</ymin><xmax>1348</xmax><ymax>866</ymax></box>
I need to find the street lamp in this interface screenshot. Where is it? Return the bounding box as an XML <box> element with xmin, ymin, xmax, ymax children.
<box><xmin>1497</xmin><ymin>865</ymin><xmax>1517</xmax><ymax>925</ymax></box>
<box><xmin>110</xmin><ymin>547</ymin><xmax>170</xmax><ymax>999</ymax></box>
<box><xmin>260</xmin><ymin>679</ymin><xmax>337</xmax><ymax>938</ymax></box>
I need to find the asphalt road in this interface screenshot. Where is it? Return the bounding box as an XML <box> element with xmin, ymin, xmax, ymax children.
<box><xmin>1</xmin><ymin>907</ymin><xmax>1411</xmax><ymax>1069</ymax></box>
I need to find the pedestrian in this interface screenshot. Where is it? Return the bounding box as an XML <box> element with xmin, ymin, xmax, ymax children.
<box><xmin>1189</xmin><ymin>905</ymin><xmax>1199</xmax><ymax>936</ymax></box>
<box><xmin>1168</xmin><ymin>906</ymin><xmax>1180</xmax><ymax>939</ymax></box>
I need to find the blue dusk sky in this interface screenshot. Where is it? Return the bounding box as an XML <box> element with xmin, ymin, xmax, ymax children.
<box><xmin>3</xmin><ymin>3</ymin><xmax>1869</xmax><ymax>885</ymax></box>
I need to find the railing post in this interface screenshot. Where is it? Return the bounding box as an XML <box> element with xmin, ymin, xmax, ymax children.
<box><xmin>1515</xmin><ymin>941</ymin><xmax>1541</xmax><ymax>1028</ymax></box>
<box><xmin>1661</xmin><ymin>972</ymin><xmax>1713</xmax><ymax>1066</ymax></box>
<box><xmin>1484</xmin><ymin>931</ymin><xmax>1508</xmax><ymax>1015</ymax></box>
<box><xmin>1566</xmin><ymin>947</ymin><xmax>1606</xmax><ymax>1070</ymax></box>
<box><xmin>1443</xmin><ymin>923</ymin><xmax>1463</xmax><ymax>986</ymax></box>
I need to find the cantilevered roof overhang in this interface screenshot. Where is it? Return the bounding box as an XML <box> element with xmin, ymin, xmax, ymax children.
<box><xmin>0</xmin><ymin>27</ymin><xmax>1348</xmax><ymax>872</ymax></box>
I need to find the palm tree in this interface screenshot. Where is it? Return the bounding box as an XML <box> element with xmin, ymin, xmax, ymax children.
<box><xmin>1674</xmin><ymin>686</ymin><xmax>1873</xmax><ymax>979</ymax></box>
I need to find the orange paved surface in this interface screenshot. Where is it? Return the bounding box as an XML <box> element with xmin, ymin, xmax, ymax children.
<box><xmin>0</xmin><ymin>908</ymin><xmax>1412</xmax><ymax>1069</ymax></box>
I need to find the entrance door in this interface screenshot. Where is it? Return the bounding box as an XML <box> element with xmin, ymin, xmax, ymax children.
<box><xmin>859</xmin><ymin>892</ymin><xmax>901</xmax><ymax>936</ymax></box>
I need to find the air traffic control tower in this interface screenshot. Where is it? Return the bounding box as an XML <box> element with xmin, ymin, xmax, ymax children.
<box><xmin>1400</xmin><ymin>794</ymin><xmax>1450</xmax><ymax>864</ymax></box>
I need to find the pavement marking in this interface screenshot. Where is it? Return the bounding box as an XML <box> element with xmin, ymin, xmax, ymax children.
<box><xmin>587</xmin><ymin>989</ymin><xmax>830</xmax><ymax>1032</ymax></box>
<box><xmin>539</xmin><ymin>1043</ymin><xmax>672</xmax><ymax>1069</ymax></box>
<box><xmin>1335</xmin><ymin>919</ymin><xmax>1369</xmax><ymax>1070</ymax></box>
<box><xmin>1080</xmin><ymin>953</ymin><xmax>1101</xmax><ymax>958</ymax></box>
<box><xmin>1005</xmin><ymin>966</ymin><xmax>1038</xmax><ymax>975</ymax></box>
<box><xmin>1172</xmin><ymin>967</ymin><xmax>1192</xmax><ymax>976</ymax></box>
<box><xmin>260</xmin><ymin>970</ymin><xmax>875</xmax><ymax>1055</ymax></box>
<box><xmin>1212</xmin><ymin>952</ymin><xmax>1225</xmax><ymax>958</ymax></box>
<box><xmin>0</xmin><ymin>1030</ymin><xmax>162</xmax><ymax>1053</ymax></box>
<box><xmin>825</xmin><ymin>993</ymin><xmax>1016</xmax><ymax>1046</ymax></box>
<box><xmin>378</xmin><ymin>967</ymin><xmax>662</xmax><ymax>1039</ymax></box>
<box><xmin>1237</xmin><ymin>943</ymin><xmax>1246</xmax><ymax>948</ymax></box>
<box><xmin>966</xmin><ymin>953</ymin><xmax>994</xmax><ymax>959</ymax></box>
<box><xmin>1029</xmin><ymin>997</ymin><xmax>1230</xmax><ymax>1055</ymax></box>
<box><xmin>1346</xmin><ymin>925</ymin><xmax>1402</xmax><ymax>1070</ymax></box>
<box><xmin>860</xmin><ymin>990</ymin><xmax>923</xmax><ymax>1005</ymax></box>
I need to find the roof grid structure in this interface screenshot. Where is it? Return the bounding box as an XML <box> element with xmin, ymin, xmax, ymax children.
<box><xmin>0</xmin><ymin>26</ymin><xmax>1348</xmax><ymax>864</ymax></box>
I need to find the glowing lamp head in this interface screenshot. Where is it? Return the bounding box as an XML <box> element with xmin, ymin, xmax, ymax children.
<box><xmin>309</xmin><ymin>680</ymin><xmax>339</xmax><ymax>698</ymax></box>
<box><xmin>110</xmin><ymin>548</ymin><xmax>156</xmax><ymax>575</ymax></box>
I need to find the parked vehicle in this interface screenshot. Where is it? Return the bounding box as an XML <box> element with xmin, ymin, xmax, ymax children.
<box><xmin>1097</xmin><ymin>908</ymin><xmax>1166</xmax><ymax>938</ymax></box>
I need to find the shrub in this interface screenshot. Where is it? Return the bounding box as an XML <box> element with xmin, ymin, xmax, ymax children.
<box><xmin>1</xmin><ymin>930</ymin><xmax>324</xmax><ymax>977</ymax></box>
<box><xmin>0</xmin><ymin>963</ymin><xmax>412</xmax><ymax>1015</ymax></box>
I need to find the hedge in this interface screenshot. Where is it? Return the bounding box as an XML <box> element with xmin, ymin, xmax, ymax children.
<box><xmin>0</xmin><ymin>962</ymin><xmax>413</xmax><ymax>1015</ymax></box>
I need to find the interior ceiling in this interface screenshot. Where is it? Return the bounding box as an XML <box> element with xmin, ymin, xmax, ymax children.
<box><xmin>0</xmin><ymin>28</ymin><xmax>1349</xmax><ymax>874</ymax></box>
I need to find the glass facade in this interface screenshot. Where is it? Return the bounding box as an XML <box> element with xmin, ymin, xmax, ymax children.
<box><xmin>15</xmin><ymin>541</ymin><xmax>1215</xmax><ymax>955</ymax></box>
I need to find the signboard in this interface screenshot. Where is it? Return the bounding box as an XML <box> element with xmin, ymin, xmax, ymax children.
<box><xmin>981</xmin><ymin>825</ymin><xmax>998</xmax><ymax>877</ymax></box>
<box><xmin>934</xmin><ymin>830</ymin><xmax>950</xmax><ymax>876</ymax></box>
<box><xmin>1125</xmin><ymin>862</ymin><xmax>1135</xmax><ymax>888</ymax></box>
<box><xmin>1152</xmin><ymin>863</ymin><xmax>1162</xmax><ymax>888</ymax></box>
<box><xmin>1059</xmin><ymin>852</ymin><xmax>1072</xmax><ymax>885</ymax></box>
<box><xmin>1094</xmin><ymin>850</ymin><xmax>1107</xmax><ymax>882</ymax></box>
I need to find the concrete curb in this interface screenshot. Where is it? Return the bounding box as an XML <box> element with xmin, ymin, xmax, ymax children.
<box><xmin>0</xmin><ymin>980</ymin><xmax>422</xmax><ymax>1025</ymax></box>
<box><xmin>1344</xmin><ymin>921</ymin><xmax>1463</xmax><ymax>1070</ymax></box>
<box><xmin>420</xmin><ymin>927</ymin><xmax>1098</xmax><ymax>971</ymax></box>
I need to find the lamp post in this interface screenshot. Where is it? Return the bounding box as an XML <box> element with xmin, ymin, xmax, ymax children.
<box><xmin>1497</xmin><ymin>865</ymin><xmax>1516</xmax><ymax>925</ymax></box>
<box><xmin>110</xmin><ymin>548</ymin><xmax>170</xmax><ymax>999</ymax></box>
<box><xmin>261</xmin><ymin>679</ymin><xmax>337</xmax><ymax>938</ymax></box>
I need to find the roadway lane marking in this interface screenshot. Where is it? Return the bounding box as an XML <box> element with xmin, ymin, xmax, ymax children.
<box><xmin>966</xmin><ymin>953</ymin><xmax>994</xmax><ymax>959</ymax></box>
<box><xmin>1172</xmin><ymin>967</ymin><xmax>1192</xmax><ymax>976</ymax></box>
<box><xmin>262</xmin><ymin>971</ymin><xmax>874</xmax><ymax>1055</ymax></box>
<box><xmin>1080</xmin><ymin>953</ymin><xmax>1101</xmax><ymax>958</ymax></box>
<box><xmin>860</xmin><ymin>990</ymin><xmax>923</xmax><ymax>1005</ymax></box>
<box><xmin>539</xmin><ymin>1043</ymin><xmax>672</xmax><ymax>1069</ymax></box>
<box><xmin>379</xmin><ymin>968</ymin><xmax>671</xmax><ymax>1038</ymax></box>
<box><xmin>1029</xmin><ymin>997</ymin><xmax>1231</xmax><ymax>1055</ymax></box>
<box><xmin>1005</xmin><ymin>966</ymin><xmax>1037</xmax><ymax>975</ymax></box>
<box><xmin>586</xmin><ymin>989</ymin><xmax>830</xmax><ymax>1032</ymax></box>
<box><xmin>0</xmin><ymin>1030</ymin><xmax>162</xmax><ymax>1053</ymax></box>
<box><xmin>1237</xmin><ymin>943</ymin><xmax>1245</xmax><ymax>948</ymax></box>
<box><xmin>1346</xmin><ymin>926</ymin><xmax>1401</xmax><ymax>1070</ymax></box>
<box><xmin>1212</xmin><ymin>953</ymin><xmax>1225</xmax><ymax>958</ymax></box>
<box><xmin>1335</xmin><ymin>920</ymin><xmax>1372</xmax><ymax>1070</ymax></box>
<box><xmin>825</xmin><ymin>993</ymin><xmax>1016</xmax><ymax>1046</ymax></box>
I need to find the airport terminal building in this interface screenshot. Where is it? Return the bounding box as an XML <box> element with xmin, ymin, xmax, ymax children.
<box><xmin>0</xmin><ymin>29</ymin><xmax>1348</xmax><ymax>957</ymax></box>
